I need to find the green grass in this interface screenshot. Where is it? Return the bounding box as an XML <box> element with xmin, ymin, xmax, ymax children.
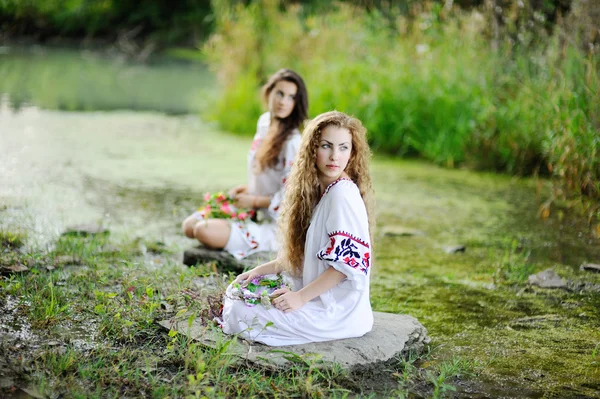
<box><xmin>1</xmin><ymin>156</ymin><xmax>599</xmax><ymax>397</ymax></box>
<box><xmin>492</xmin><ymin>239</ymin><xmax>536</xmax><ymax>284</ymax></box>
<box><xmin>2</xmin><ymin>228</ymin><xmax>596</xmax><ymax>398</ymax></box>
<box><xmin>0</xmin><ymin>230</ymin><xmax>26</xmax><ymax>248</ymax></box>
<box><xmin>0</xmin><ymin>230</ymin><xmax>457</xmax><ymax>398</ymax></box>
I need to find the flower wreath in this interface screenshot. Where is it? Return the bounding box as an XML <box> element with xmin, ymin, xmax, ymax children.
<box><xmin>229</xmin><ymin>274</ymin><xmax>291</xmax><ymax>309</ymax></box>
<box><xmin>196</xmin><ymin>192</ymin><xmax>256</xmax><ymax>222</ymax></box>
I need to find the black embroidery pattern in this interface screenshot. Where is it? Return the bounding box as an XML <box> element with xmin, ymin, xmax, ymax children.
<box><xmin>317</xmin><ymin>232</ymin><xmax>370</xmax><ymax>275</ymax></box>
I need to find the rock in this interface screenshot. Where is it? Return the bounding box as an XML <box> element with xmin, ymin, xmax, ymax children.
<box><xmin>0</xmin><ymin>263</ymin><xmax>28</xmax><ymax>274</ymax></box>
<box><xmin>443</xmin><ymin>245</ymin><xmax>466</xmax><ymax>254</ymax></box>
<box><xmin>567</xmin><ymin>280</ymin><xmax>600</xmax><ymax>293</ymax></box>
<box><xmin>0</xmin><ymin>376</ymin><xmax>14</xmax><ymax>389</ymax></box>
<box><xmin>160</xmin><ymin>301</ymin><xmax>173</xmax><ymax>312</ymax></box>
<box><xmin>183</xmin><ymin>246</ymin><xmax>276</xmax><ymax>273</ymax></box>
<box><xmin>528</xmin><ymin>269</ymin><xmax>568</xmax><ymax>289</ymax></box>
<box><xmin>54</xmin><ymin>255</ymin><xmax>81</xmax><ymax>266</ymax></box>
<box><xmin>580</xmin><ymin>263</ymin><xmax>600</xmax><ymax>273</ymax></box>
<box><xmin>381</xmin><ymin>226</ymin><xmax>426</xmax><ymax>237</ymax></box>
<box><xmin>158</xmin><ymin>312</ymin><xmax>429</xmax><ymax>371</ymax></box>
<box><xmin>20</xmin><ymin>387</ymin><xmax>45</xmax><ymax>399</ymax></box>
<box><xmin>62</xmin><ymin>224</ymin><xmax>108</xmax><ymax>237</ymax></box>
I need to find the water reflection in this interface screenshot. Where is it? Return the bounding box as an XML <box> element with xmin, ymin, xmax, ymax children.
<box><xmin>0</xmin><ymin>46</ymin><xmax>214</xmax><ymax>114</ymax></box>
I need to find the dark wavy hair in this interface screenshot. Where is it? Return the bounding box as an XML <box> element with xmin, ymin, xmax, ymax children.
<box><xmin>254</xmin><ymin>69</ymin><xmax>309</xmax><ymax>172</ymax></box>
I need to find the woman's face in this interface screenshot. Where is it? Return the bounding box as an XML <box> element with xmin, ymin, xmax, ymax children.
<box><xmin>316</xmin><ymin>125</ymin><xmax>353</xmax><ymax>187</ymax></box>
<box><xmin>268</xmin><ymin>80</ymin><xmax>298</xmax><ymax>119</ymax></box>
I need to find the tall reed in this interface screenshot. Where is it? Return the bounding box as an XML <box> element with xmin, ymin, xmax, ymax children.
<box><xmin>202</xmin><ymin>0</ymin><xmax>599</xmax><ymax>224</ymax></box>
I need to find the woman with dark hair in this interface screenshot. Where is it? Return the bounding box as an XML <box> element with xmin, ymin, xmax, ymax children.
<box><xmin>182</xmin><ymin>69</ymin><xmax>309</xmax><ymax>260</ymax></box>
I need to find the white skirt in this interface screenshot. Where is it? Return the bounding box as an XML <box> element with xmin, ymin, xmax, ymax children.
<box><xmin>191</xmin><ymin>210</ymin><xmax>278</xmax><ymax>260</ymax></box>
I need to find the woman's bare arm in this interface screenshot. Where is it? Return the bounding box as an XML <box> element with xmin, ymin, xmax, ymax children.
<box><xmin>272</xmin><ymin>267</ymin><xmax>346</xmax><ymax>312</ymax></box>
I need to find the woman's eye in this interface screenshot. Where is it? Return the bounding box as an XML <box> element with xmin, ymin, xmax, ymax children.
<box><xmin>321</xmin><ymin>144</ymin><xmax>330</xmax><ymax>149</ymax></box>
<box><xmin>340</xmin><ymin>146</ymin><xmax>349</xmax><ymax>151</ymax></box>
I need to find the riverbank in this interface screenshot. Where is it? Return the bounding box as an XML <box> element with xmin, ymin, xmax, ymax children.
<box><xmin>1</xmin><ymin>106</ymin><xmax>599</xmax><ymax>397</ymax></box>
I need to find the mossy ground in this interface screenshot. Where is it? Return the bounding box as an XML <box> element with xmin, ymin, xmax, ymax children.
<box><xmin>370</xmin><ymin>158</ymin><xmax>600</xmax><ymax>397</ymax></box>
<box><xmin>1</xmin><ymin>109</ymin><xmax>599</xmax><ymax>398</ymax></box>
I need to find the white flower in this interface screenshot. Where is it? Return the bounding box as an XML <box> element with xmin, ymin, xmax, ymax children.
<box><xmin>416</xmin><ymin>44</ymin><xmax>429</xmax><ymax>54</ymax></box>
<box><xmin>260</xmin><ymin>291</ymin><xmax>272</xmax><ymax>309</ymax></box>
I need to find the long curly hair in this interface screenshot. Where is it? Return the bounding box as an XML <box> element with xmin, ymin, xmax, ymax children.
<box><xmin>254</xmin><ymin>69</ymin><xmax>309</xmax><ymax>172</ymax></box>
<box><xmin>278</xmin><ymin>111</ymin><xmax>375</xmax><ymax>276</ymax></box>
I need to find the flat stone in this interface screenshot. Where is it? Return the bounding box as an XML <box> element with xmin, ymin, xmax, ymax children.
<box><xmin>183</xmin><ymin>246</ymin><xmax>276</xmax><ymax>273</ymax></box>
<box><xmin>528</xmin><ymin>268</ymin><xmax>568</xmax><ymax>289</ymax></box>
<box><xmin>381</xmin><ymin>226</ymin><xmax>426</xmax><ymax>237</ymax></box>
<box><xmin>580</xmin><ymin>263</ymin><xmax>600</xmax><ymax>273</ymax></box>
<box><xmin>443</xmin><ymin>244</ymin><xmax>466</xmax><ymax>254</ymax></box>
<box><xmin>0</xmin><ymin>376</ymin><xmax>14</xmax><ymax>389</ymax></box>
<box><xmin>158</xmin><ymin>311</ymin><xmax>429</xmax><ymax>371</ymax></box>
<box><xmin>62</xmin><ymin>224</ymin><xmax>109</xmax><ymax>237</ymax></box>
<box><xmin>0</xmin><ymin>263</ymin><xmax>28</xmax><ymax>274</ymax></box>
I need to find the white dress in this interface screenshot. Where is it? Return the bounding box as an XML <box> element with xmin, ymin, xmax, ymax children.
<box><xmin>222</xmin><ymin>178</ymin><xmax>373</xmax><ymax>346</ymax></box>
<box><xmin>194</xmin><ymin>112</ymin><xmax>300</xmax><ymax>259</ymax></box>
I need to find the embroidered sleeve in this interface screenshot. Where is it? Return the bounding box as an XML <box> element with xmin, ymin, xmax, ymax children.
<box><xmin>267</xmin><ymin>133</ymin><xmax>301</xmax><ymax>220</ymax></box>
<box><xmin>316</xmin><ymin>182</ymin><xmax>371</xmax><ymax>291</ymax></box>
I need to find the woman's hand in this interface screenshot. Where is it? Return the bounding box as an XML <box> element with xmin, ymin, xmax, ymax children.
<box><xmin>232</xmin><ymin>260</ymin><xmax>281</xmax><ymax>286</ymax></box>
<box><xmin>232</xmin><ymin>269</ymin><xmax>261</xmax><ymax>286</ymax></box>
<box><xmin>233</xmin><ymin>193</ymin><xmax>256</xmax><ymax>209</ymax></box>
<box><xmin>271</xmin><ymin>288</ymin><xmax>306</xmax><ymax>313</ymax></box>
<box><xmin>228</xmin><ymin>185</ymin><xmax>247</xmax><ymax>198</ymax></box>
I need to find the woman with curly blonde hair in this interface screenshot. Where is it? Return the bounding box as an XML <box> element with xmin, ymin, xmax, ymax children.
<box><xmin>221</xmin><ymin>111</ymin><xmax>375</xmax><ymax>346</ymax></box>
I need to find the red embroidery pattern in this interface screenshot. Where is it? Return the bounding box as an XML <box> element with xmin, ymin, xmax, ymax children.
<box><xmin>321</xmin><ymin>177</ymin><xmax>353</xmax><ymax>198</ymax></box>
<box><xmin>317</xmin><ymin>231</ymin><xmax>370</xmax><ymax>275</ymax></box>
<box><xmin>327</xmin><ymin>231</ymin><xmax>369</xmax><ymax>248</ymax></box>
<box><xmin>235</xmin><ymin>222</ymin><xmax>259</xmax><ymax>252</ymax></box>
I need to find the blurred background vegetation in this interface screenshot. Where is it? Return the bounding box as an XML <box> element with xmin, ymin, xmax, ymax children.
<box><xmin>1</xmin><ymin>0</ymin><xmax>598</xmax><ymax>224</ymax></box>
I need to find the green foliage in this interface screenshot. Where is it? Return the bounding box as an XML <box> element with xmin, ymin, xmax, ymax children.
<box><xmin>23</xmin><ymin>273</ymin><xmax>71</xmax><ymax>325</ymax></box>
<box><xmin>493</xmin><ymin>240</ymin><xmax>535</xmax><ymax>284</ymax></box>
<box><xmin>0</xmin><ymin>0</ymin><xmax>214</xmax><ymax>45</ymax></box>
<box><xmin>0</xmin><ymin>230</ymin><xmax>26</xmax><ymax>248</ymax></box>
<box><xmin>203</xmin><ymin>0</ymin><xmax>600</xmax><ymax>218</ymax></box>
<box><xmin>39</xmin><ymin>347</ymin><xmax>80</xmax><ymax>376</ymax></box>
